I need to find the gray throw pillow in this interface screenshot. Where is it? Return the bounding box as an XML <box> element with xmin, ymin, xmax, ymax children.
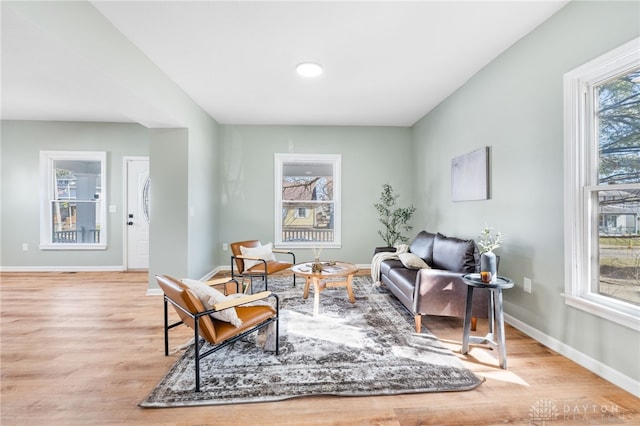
<box><xmin>399</xmin><ymin>252</ymin><xmax>430</xmax><ymax>270</ymax></box>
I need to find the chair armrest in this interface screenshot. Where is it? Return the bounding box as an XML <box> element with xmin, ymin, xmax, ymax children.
<box><xmin>233</xmin><ymin>254</ymin><xmax>263</xmax><ymax>261</ymax></box>
<box><xmin>207</xmin><ymin>277</ymin><xmax>236</xmax><ymax>286</ymax></box>
<box><xmin>272</xmin><ymin>249</ymin><xmax>296</xmax><ymax>265</ymax></box>
<box><xmin>272</xmin><ymin>249</ymin><xmax>292</xmax><ymax>254</ymax></box>
<box><xmin>212</xmin><ymin>291</ymin><xmax>273</xmax><ymax>311</ymax></box>
<box><xmin>234</xmin><ymin>251</ymin><xmax>295</xmax><ymax>263</ymax></box>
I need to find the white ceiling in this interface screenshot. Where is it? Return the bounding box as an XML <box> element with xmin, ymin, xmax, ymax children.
<box><xmin>1</xmin><ymin>1</ymin><xmax>569</xmax><ymax>127</ymax></box>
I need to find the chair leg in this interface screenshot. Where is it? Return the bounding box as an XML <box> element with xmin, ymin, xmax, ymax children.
<box><xmin>471</xmin><ymin>317</ymin><xmax>478</xmax><ymax>331</ymax></box>
<box><xmin>274</xmin><ymin>295</ymin><xmax>280</xmax><ymax>355</ymax></box>
<box><xmin>163</xmin><ymin>298</ymin><xmax>169</xmax><ymax>356</ymax></box>
<box><xmin>275</xmin><ymin>318</ymin><xmax>280</xmax><ymax>355</ymax></box>
<box><xmin>194</xmin><ymin>319</ymin><xmax>201</xmax><ymax>392</ymax></box>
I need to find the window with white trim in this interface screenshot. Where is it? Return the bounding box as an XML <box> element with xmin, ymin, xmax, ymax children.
<box><xmin>563</xmin><ymin>37</ymin><xmax>640</xmax><ymax>330</ymax></box>
<box><xmin>40</xmin><ymin>151</ymin><xmax>107</xmax><ymax>249</ymax></box>
<box><xmin>274</xmin><ymin>153</ymin><xmax>341</xmax><ymax>248</ymax></box>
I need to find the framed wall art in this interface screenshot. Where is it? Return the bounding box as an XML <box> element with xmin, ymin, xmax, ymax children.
<box><xmin>451</xmin><ymin>147</ymin><xmax>490</xmax><ymax>202</ymax></box>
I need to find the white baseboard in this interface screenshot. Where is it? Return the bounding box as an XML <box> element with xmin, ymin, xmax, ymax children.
<box><xmin>505</xmin><ymin>313</ymin><xmax>639</xmax><ymax>398</ymax></box>
<box><xmin>200</xmin><ymin>267</ymin><xmax>222</xmax><ymax>280</ymax></box>
<box><xmin>0</xmin><ymin>265</ymin><xmax>125</xmax><ymax>272</ymax></box>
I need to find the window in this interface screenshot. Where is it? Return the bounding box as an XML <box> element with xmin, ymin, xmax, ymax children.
<box><xmin>563</xmin><ymin>37</ymin><xmax>640</xmax><ymax>329</ymax></box>
<box><xmin>274</xmin><ymin>153</ymin><xmax>341</xmax><ymax>248</ymax></box>
<box><xmin>40</xmin><ymin>151</ymin><xmax>107</xmax><ymax>249</ymax></box>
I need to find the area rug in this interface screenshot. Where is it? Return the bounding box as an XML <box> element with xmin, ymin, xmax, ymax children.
<box><xmin>140</xmin><ymin>275</ymin><xmax>482</xmax><ymax>407</ymax></box>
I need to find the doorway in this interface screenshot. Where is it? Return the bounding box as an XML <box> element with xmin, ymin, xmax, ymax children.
<box><xmin>124</xmin><ymin>157</ymin><xmax>150</xmax><ymax>270</ymax></box>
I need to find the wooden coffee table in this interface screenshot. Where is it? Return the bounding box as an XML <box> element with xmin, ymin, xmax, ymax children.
<box><xmin>291</xmin><ymin>261</ymin><xmax>358</xmax><ymax>316</ymax></box>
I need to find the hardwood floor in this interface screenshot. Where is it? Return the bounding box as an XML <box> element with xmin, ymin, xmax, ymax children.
<box><xmin>1</xmin><ymin>271</ymin><xmax>637</xmax><ymax>425</ymax></box>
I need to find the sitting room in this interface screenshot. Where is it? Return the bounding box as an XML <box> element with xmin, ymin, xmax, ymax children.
<box><xmin>1</xmin><ymin>1</ymin><xmax>638</xmax><ymax>424</ymax></box>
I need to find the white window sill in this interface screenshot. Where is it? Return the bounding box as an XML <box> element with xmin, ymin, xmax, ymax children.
<box><xmin>563</xmin><ymin>294</ymin><xmax>640</xmax><ymax>331</ymax></box>
<box><xmin>39</xmin><ymin>243</ymin><xmax>107</xmax><ymax>251</ymax></box>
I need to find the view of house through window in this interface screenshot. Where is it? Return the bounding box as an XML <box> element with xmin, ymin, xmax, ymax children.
<box><xmin>564</xmin><ymin>38</ymin><xmax>639</xmax><ymax>329</ymax></box>
<box><xmin>275</xmin><ymin>154</ymin><xmax>341</xmax><ymax>248</ymax></box>
<box><xmin>40</xmin><ymin>151</ymin><xmax>107</xmax><ymax>248</ymax></box>
<box><xmin>595</xmin><ymin>68</ymin><xmax>640</xmax><ymax>305</ymax></box>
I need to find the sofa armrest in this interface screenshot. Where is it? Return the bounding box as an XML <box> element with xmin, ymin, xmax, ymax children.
<box><xmin>413</xmin><ymin>268</ymin><xmax>488</xmax><ymax>318</ymax></box>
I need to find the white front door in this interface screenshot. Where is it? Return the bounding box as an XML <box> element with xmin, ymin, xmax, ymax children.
<box><xmin>125</xmin><ymin>158</ymin><xmax>150</xmax><ymax>269</ymax></box>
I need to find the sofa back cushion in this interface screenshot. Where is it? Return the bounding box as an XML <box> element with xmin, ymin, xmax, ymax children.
<box><xmin>409</xmin><ymin>231</ymin><xmax>436</xmax><ymax>265</ymax></box>
<box><xmin>432</xmin><ymin>233</ymin><xmax>477</xmax><ymax>273</ymax></box>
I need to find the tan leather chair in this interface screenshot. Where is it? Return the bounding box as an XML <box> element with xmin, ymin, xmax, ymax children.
<box><xmin>156</xmin><ymin>275</ymin><xmax>279</xmax><ymax>392</ymax></box>
<box><xmin>230</xmin><ymin>240</ymin><xmax>296</xmax><ymax>292</ymax></box>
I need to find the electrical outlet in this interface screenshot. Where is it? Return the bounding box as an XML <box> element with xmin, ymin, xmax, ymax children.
<box><xmin>524</xmin><ymin>277</ymin><xmax>532</xmax><ymax>293</ymax></box>
<box><xmin>222</xmin><ymin>243</ymin><xmax>228</xmax><ymax>251</ymax></box>
<box><xmin>22</xmin><ymin>243</ymin><xmax>29</xmax><ymax>251</ymax></box>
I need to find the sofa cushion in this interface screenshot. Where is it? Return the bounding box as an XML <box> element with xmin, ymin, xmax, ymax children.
<box><xmin>409</xmin><ymin>231</ymin><xmax>436</xmax><ymax>265</ymax></box>
<box><xmin>432</xmin><ymin>233</ymin><xmax>477</xmax><ymax>273</ymax></box>
<box><xmin>240</xmin><ymin>242</ymin><xmax>276</xmax><ymax>271</ymax></box>
<box><xmin>398</xmin><ymin>252</ymin><xmax>430</xmax><ymax>270</ymax></box>
<box><xmin>379</xmin><ymin>258</ymin><xmax>404</xmax><ymax>277</ymax></box>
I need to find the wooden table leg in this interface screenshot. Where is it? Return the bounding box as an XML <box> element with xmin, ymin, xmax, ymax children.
<box><xmin>301</xmin><ymin>272</ymin><xmax>356</xmax><ymax>317</ymax></box>
<box><xmin>302</xmin><ymin>277</ymin><xmax>311</xmax><ymax>299</ymax></box>
<box><xmin>345</xmin><ymin>274</ymin><xmax>355</xmax><ymax>303</ymax></box>
<box><xmin>312</xmin><ymin>277</ymin><xmax>320</xmax><ymax>317</ymax></box>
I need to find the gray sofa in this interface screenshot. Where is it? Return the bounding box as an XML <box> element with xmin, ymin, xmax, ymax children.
<box><xmin>376</xmin><ymin>231</ymin><xmax>489</xmax><ymax>333</ymax></box>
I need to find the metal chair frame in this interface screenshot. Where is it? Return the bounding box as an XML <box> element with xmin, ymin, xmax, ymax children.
<box><xmin>162</xmin><ymin>282</ymin><xmax>279</xmax><ymax>392</ymax></box>
<box><xmin>230</xmin><ymin>248</ymin><xmax>297</xmax><ymax>292</ymax></box>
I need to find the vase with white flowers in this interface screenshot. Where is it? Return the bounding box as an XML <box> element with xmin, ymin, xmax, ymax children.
<box><xmin>477</xmin><ymin>226</ymin><xmax>504</xmax><ymax>283</ymax></box>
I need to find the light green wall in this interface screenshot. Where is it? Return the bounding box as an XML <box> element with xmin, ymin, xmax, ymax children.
<box><xmin>0</xmin><ymin>120</ymin><xmax>150</xmax><ymax>268</ymax></box>
<box><xmin>186</xmin><ymin>119</ymin><xmax>222</xmax><ymax>280</ymax></box>
<box><xmin>412</xmin><ymin>0</ymin><xmax>639</xmax><ymax>384</ymax></box>
<box><xmin>149</xmin><ymin>128</ymin><xmax>189</xmax><ymax>280</ymax></box>
<box><xmin>218</xmin><ymin>125</ymin><xmax>413</xmax><ymax>265</ymax></box>
<box><xmin>0</xmin><ymin>1</ymin><xmax>223</xmax><ymax>288</ymax></box>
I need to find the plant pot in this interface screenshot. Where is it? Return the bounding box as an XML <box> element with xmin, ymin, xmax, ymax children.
<box><xmin>480</xmin><ymin>251</ymin><xmax>497</xmax><ymax>283</ymax></box>
<box><xmin>374</xmin><ymin>246</ymin><xmax>397</xmax><ymax>255</ymax></box>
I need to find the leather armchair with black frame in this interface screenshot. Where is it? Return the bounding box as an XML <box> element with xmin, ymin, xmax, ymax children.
<box><xmin>156</xmin><ymin>274</ymin><xmax>279</xmax><ymax>392</ymax></box>
<box><xmin>230</xmin><ymin>240</ymin><xmax>296</xmax><ymax>292</ymax></box>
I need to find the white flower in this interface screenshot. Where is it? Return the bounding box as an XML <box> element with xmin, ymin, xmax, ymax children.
<box><xmin>478</xmin><ymin>226</ymin><xmax>504</xmax><ymax>254</ymax></box>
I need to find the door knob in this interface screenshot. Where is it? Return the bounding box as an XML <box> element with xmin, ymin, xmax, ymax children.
<box><xmin>128</xmin><ymin>221</ymin><xmax>134</xmax><ymax>226</ymax></box>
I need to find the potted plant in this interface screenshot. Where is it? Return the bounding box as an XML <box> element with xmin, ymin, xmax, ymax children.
<box><xmin>477</xmin><ymin>226</ymin><xmax>504</xmax><ymax>283</ymax></box>
<box><xmin>374</xmin><ymin>184</ymin><xmax>416</xmax><ymax>248</ymax></box>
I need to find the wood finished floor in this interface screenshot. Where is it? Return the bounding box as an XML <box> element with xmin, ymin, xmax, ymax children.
<box><xmin>1</xmin><ymin>271</ymin><xmax>638</xmax><ymax>425</ymax></box>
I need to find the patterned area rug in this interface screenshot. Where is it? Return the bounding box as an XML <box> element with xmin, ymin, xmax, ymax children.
<box><xmin>140</xmin><ymin>276</ymin><xmax>482</xmax><ymax>407</ymax></box>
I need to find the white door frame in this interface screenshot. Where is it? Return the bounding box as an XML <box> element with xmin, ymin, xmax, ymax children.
<box><xmin>122</xmin><ymin>156</ymin><xmax>150</xmax><ymax>270</ymax></box>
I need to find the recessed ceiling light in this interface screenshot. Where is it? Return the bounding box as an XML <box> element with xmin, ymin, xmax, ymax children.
<box><xmin>296</xmin><ymin>62</ymin><xmax>323</xmax><ymax>78</ymax></box>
